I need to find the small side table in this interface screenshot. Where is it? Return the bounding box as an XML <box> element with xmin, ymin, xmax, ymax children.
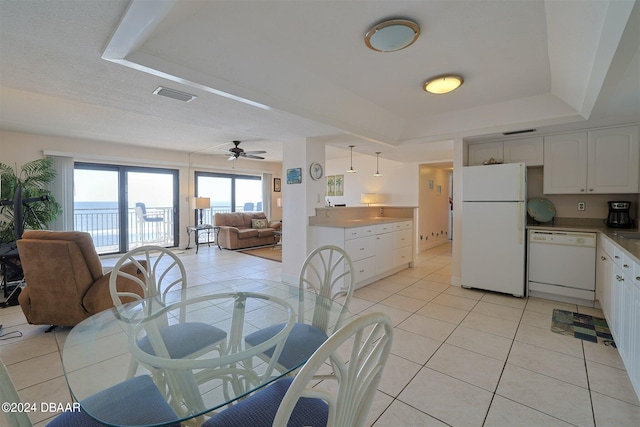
<box><xmin>186</xmin><ymin>225</ymin><xmax>221</xmax><ymax>253</ymax></box>
<box><xmin>272</xmin><ymin>230</ymin><xmax>282</xmax><ymax>249</ymax></box>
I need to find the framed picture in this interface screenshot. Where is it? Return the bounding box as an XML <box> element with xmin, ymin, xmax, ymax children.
<box><xmin>437</xmin><ymin>185</ymin><xmax>442</xmax><ymax>195</ymax></box>
<box><xmin>286</xmin><ymin>168</ymin><xmax>302</xmax><ymax>184</ymax></box>
<box><xmin>326</xmin><ymin>175</ymin><xmax>335</xmax><ymax>196</ymax></box>
<box><xmin>334</xmin><ymin>174</ymin><xmax>344</xmax><ymax>196</ymax></box>
<box><xmin>273</xmin><ymin>177</ymin><xmax>281</xmax><ymax>192</ymax></box>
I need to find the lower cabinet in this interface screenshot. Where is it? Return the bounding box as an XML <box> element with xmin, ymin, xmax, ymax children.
<box><xmin>310</xmin><ymin>220</ymin><xmax>414</xmax><ymax>289</ymax></box>
<box><xmin>597</xmin><ymin>234</ymin><xmax>640</xmax><ymax>400</ymax></box>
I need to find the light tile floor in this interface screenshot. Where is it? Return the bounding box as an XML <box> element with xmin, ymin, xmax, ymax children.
<box><xmin>2</xmin><ymin>242</ymin><xmax>640</xmax><ymax>426</ymax></box>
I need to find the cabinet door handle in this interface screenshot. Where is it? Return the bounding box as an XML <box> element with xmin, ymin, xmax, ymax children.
<box><xmin>588</xmin><ymin>188</ymin><xmax>594</xmax><ymax>192</ymax></box>
<box><xmin>616</xmin><ymin>275</ymin><xmax>624</xmax><ymax>281</ymax></box>
<box><xmin>601</xmin><ymin>256</ymin><xmax>607</xmax><ymax>261</ymax></box>
<box><xmin>580</xmin><ymin>189</ymin><xmax>585</xmax><ymax>192</ymax></box>
<box><xmin>615</xmin><ymin>255</ymin><xmax>620</xmax><ymax>259</ymax></box>
<box><xmin>623</xmin><ymin>264</ymin><xmax>630</xmax><ymax>268</ymax></box>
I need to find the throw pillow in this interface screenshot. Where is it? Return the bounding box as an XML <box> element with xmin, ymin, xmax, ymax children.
<box><xmin>251</xmin><ymin>218</ymin><xmax>268</xmax><ymax>229</ymax></box>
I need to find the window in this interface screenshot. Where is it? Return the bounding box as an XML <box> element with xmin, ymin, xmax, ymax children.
<box><xmin>195</xmin><ymin>172</ymin><xmax>262</xmax><ymax>224</ymax></box>
<box><xmin>74</xmin><ymin>163</ymin><xmax>178</xmax><ymax>254</ymax></box>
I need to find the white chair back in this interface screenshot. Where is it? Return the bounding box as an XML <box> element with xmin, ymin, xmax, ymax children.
<box><xmin>274</xmin><ymin>312</ymin><xmax>394</xmax><ymax>427</ymax></box>
<box><xmin>0</xmin><ymin>359</ymin><xmax>34</xmax><ymax>427</ymax></box>
<box><xmin>298</xmin><ymin>245</ymin><xmax>355</xmax><ymax>334</ymax></box>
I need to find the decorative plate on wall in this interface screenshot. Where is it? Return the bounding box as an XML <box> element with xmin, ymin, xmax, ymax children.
<box><xmin>527</xmin><ymin>197</ymin><xmax>556</xmax><ymax>223</ymax></box>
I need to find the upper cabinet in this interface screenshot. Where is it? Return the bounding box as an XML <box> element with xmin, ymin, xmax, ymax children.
<box><xmin>468</xmin><ymin>137</ymin><xmax>543</xmax><ymax>166</ymax></box>
<box><xmin>543</xmin><ymin>125</ymin><xmax>639</xmax><ymax>194</ymax></box>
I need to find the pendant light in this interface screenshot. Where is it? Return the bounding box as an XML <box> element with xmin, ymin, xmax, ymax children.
<box><xmin>346</xmin><ymin>145</ymin><xmax>358</xmax><ymax>173</ymax></box>
<box><xmin>373</xmin><ymin>152</ymin><xmax>383</xmax><ymax>177</ymax></box>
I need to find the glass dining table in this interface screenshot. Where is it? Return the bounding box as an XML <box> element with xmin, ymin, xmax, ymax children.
<box><xmin>60</xmin><ymin>279</ymin><xmax>350</xmax><ymax>427</ymax></box>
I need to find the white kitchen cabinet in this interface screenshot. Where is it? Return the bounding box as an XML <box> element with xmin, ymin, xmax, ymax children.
<box><xmin>375</xmin><ymin>230</ymin><xmax>393</xmax><ymax>274</ymax></box>
<box><xmin>468</xmin><ymin>141</ymin><xmax>503</xmax><ymax>166</ymax></box>
<box><xmin>309</xmin><ymin>220</ymin><xmax>414</xmax><ymax>289</ymax></box>
<box><xmin>597</xmin><ymin>233</ymin><xmax>640</xmax><ymax>399</ymax></box>
<box><xmin>543</xmin><ymin>132</ymin><xmax>588</xmax><ymax>193</ymax></box>
<box><xmin>587</xmin><ymin>126</ymin><xmax>639</xmax><ymax>194</ymax></box>
<box><xmin>468</xmin><ymin>137</ymin><xmax>543</xmax><ymax>166</ymax></box>
<box><xmin>596</xmin><ymin>240</ymin><xmax>613</xmax><ymax>320</ymax></box>
<box><xmin>503</xmin><ymin>137</ymin><xmax>544</xmax><ymax>166</ymax></box>
<box><xmin>543</xmin><ymin>125</ymin><xmax>640</xmax><ymax>194</ymax></box>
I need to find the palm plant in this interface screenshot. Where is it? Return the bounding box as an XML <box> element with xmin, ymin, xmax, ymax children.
<box><xmin>0</xmin><ymin>158</ymin><xmax>62</xmax><ymax>242</ymax></box>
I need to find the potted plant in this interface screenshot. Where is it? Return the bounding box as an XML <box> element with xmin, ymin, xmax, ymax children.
<box><xmin>0</xmin><ymin>158</ymin><xmax>62</xmax><ymax>243</ymax></box>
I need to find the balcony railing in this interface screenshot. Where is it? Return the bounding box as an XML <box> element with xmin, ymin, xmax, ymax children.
<box><xmin>74</xmin><ymin>204</ymin><xmax>258</xmax><ymax>254</ymax></box>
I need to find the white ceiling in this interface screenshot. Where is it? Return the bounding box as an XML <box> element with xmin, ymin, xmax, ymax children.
<box><xmin>1</xmin><ymin>0</ymin><xmax>638</xmax><ymax>164</ymax></box>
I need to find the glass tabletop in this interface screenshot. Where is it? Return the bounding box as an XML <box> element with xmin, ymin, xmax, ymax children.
<box><xmin>61</xmin><ymin>279</ymin><xmax>350</xmax><ymax>427</ymax></box>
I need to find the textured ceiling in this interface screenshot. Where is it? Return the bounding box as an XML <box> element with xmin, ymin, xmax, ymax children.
<box><xmin>0</xmin><ymin>0</ymin><xmax>638</xmax><ymax>164</ymax></box>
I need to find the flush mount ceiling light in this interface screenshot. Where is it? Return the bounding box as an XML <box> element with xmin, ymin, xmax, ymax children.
<box><xmin>423</xmin><ymin>75</ymin><xmax>464</xmax><ymax>94</ymax></box>
<box><xmin>346</xmin><ymin>145</ymin><xmax>358</xmax><ymax>173</ymax></box>
<box><xmin>365</xmin><ymin>19</ymin><xmax>420</xmax><ymax>52</ymax></box>
<box><xmin>373</xmin><ymin>152</ymin><xmax>383</xmax><ymax>177</ymax></box>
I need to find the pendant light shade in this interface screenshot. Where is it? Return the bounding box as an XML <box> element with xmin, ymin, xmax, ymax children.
<box><xmin>346</xmin><ymin>145</ymin><xmax>358</xmax><ymax>173</ymax></box>
<box><xmin>373</xmin><ymin>152</ymin><xmax>383</xmax><ymax>177</ymax></box>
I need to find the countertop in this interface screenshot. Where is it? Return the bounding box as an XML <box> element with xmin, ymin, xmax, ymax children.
<box><xmin>309</xmin><ymin>217</ymin><xmax>411</xmax><ymax>229</ymax></box>
<box><xmin>527</xmin><ymin>223</ymin><xmax>640</xmax><ymax>264</ymax></box>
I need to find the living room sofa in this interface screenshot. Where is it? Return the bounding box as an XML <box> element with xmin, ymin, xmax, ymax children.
<box><xmin>213</xmin><ymin>212</ymin><xmax>281</xmax><ymax>250</ymax></box>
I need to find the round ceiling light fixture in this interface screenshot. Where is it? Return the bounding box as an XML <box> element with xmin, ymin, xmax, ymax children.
<box><xmin>365</xmin><ymin>19</ymin><xmax>420</xmax><ymax>52</ymax></box>
<box><xmin>423</xmin><ymin>74</ymin><xmax>464</xmax><ymax>94</ymax></box>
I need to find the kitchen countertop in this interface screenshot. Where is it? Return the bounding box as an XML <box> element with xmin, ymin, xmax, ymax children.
<box><xmin>309</xmin><ymin>217</ymin><xmax>411</xmax><ymax>229</ymax></box>
<box><xmin>527</xmin><ymin>223</ymin><xmax>640</xmax><ymax>264</ymax></box>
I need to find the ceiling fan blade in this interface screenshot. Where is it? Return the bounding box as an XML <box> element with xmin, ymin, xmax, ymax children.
<box><xmin>227</xmin><ymin>155</ymin><xmax>236</xmax><ymax>161</ymax></box>
<box><xmin>242</xmin><ymin>154</ymin><xmax>265</xmax><ymax>160</ymax></box>
<box><xmin>244</xmin><ymin>150</ymin><xmax>267</xmax><ymax>155</ymax></box>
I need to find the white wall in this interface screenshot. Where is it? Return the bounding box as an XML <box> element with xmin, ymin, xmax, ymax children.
<box><xmin>324</xmin><ymin>152</ymin><xmax>419</xmax><ymax>207</ymax></box>
<box><xmin>418</xmin><ymin>165</ymin><xmax>452</xmax><ymax>251</ymax></box>
<box><xmin>0</xmin><ymin>130</ymin><xmax>282</xmax><ymax>247</ymax></box>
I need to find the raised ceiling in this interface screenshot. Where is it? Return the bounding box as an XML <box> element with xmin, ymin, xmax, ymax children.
<box><xmin>0</xmin><ymin>0</ymin><xmax>638</xmax><ymax>163</ymax></box>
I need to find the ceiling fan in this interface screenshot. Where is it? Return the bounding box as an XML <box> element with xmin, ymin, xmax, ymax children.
<box><xmin>225</xmin><ymin>140</ymin><xmax>266</xmax><ymax>161</ymax></box>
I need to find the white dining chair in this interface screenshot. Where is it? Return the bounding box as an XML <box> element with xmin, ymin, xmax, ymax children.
<box><xmin>244</xmin><ymin>245</ymin><xmax>355</xmax><ymax>372</ymax></box>
<box><xmin>127</xmin><ymin>291</ymin><xmax>296</xmax><ymax>419</ymax></box>
<box><xmin>203</xmin><ymin>311</ymin><xmax>394</xmax><ymax>427</ymax></box>
<box><xmin>0</xmin><ymin>358</ymin><xmax>180</xmax><ymax>427</ymax></box>
<box><xmin>108</xmin><ymin>246</ymin><xmax>227</xmax><ymax>379</ymax></box>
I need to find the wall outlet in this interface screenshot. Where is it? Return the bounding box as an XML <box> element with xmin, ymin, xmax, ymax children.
<box><xmin>577</xmin><ymin>201</ymin><xmax>586</xmax><ymax>211</ymax></box>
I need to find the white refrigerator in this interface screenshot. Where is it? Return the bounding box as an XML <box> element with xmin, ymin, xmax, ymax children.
<box><xmin>461</xmin><ymin>162</ymin><xmax>526</xmax><ymax>297</ymax></box>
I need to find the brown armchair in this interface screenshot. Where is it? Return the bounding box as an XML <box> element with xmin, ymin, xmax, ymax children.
<box><xmin>16</xmin><ymin>230</ymin><xmax>145</xmax><ymax>328</ymax></box>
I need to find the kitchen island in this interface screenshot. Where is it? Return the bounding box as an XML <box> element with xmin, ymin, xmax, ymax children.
<box><xmin>309</xmin><ymin>206</ymin><xmax>417</xmax><ymax>289</ymax></box>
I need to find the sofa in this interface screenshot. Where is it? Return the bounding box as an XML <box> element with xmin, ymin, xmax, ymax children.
<box><xmin>213</xmin><ymin>212</ymin><xmax>281</xmax><ymax>250</ymax></box>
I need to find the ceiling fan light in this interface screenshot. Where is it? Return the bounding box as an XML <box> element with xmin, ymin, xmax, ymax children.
<box><xmin>423</xmin><ymin>75</ymin><xmax>464</xmax><ymax>94</ymax></box>
<box><xmin>365</xmin><ymin>19</ymin><xmax>420</xmax><ymax>52</ymax></box>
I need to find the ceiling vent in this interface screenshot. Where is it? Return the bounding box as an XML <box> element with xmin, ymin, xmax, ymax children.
<box><xmin>502</xmin><ymin>129</ymin><xmax>536</xmax><ymax>136</ymax></box>
<box><xmin>153</xmin><ymin>86</ymin><xmax>197</xmax><ymax>103</ymax></box>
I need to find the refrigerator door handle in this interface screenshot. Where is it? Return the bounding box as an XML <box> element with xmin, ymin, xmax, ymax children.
<box><xmin>518</xmin><ymin>202</ymin><xmax>523</xmax><ymax>245</ymax></box>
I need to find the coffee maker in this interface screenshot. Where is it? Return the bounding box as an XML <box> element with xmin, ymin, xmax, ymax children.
<box><xmin>606</xmin><ymin>201</ymin><xmax>632</xmax><ymax>228</ymax></box>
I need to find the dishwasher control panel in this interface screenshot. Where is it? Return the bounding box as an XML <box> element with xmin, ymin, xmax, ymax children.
<box><xmin>529</xmin><ymin>230</ymin><xmax>596</xmax><ymax>247</ymax></box>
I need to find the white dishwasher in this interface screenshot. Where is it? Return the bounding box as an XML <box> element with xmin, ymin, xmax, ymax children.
<box><xmin>527</xmin><ymin>230</ymin><xmax>597</xmax><ymax>306</ymax></box>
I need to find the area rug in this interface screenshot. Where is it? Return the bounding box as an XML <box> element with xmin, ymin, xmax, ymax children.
<box><xmin>551</xmin><ymin>309</ymin><xmax>616</xmax><ymax>348</ymax></box>
<box><xmin>238</xmin><ymin>245</ymin><xmax>282</xmax><ymax>263</ymax></box>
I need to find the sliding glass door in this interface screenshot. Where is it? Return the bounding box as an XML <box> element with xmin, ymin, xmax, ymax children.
<box><xmin>195</xmin><ymin>172</ymin><xmax>261</xmax><ymax>224</ymax></box>
<box><xmin>74</xmin><ymin>163</ymin><xmax>178</xmax><ymax>254</ymax></box>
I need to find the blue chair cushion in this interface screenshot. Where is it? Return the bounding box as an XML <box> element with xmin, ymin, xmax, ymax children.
<box><xmin>245</xmin><ymin>322</ymin><xmax>328</xmax><ymax>369</ymax></box>
<box><xmin>46</xmin><ymin>375</ymin><xmax>179</xmax><ymax>427</ymax></box>
<box><xmin>138</xmin><ymin>322</ymin><xmax>227</xmax><ymax>358</ymax></box>
<box><xmin>202</xmin><ymin>377</ymin><xmax>328</xmax><ymax>427</ymax></box>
